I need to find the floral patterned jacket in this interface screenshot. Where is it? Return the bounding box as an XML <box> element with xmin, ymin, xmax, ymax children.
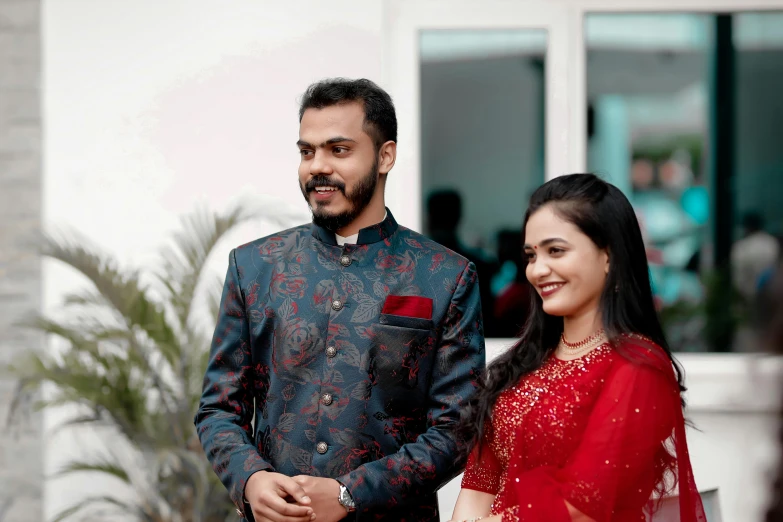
<box><xmin>195</xmin><ymin>209</ymin><xmax>485</xmax><ymax>521</ymax></box>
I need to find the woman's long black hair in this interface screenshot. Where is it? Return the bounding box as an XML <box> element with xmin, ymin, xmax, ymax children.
<box><xmin>457</xmin><ymin>173</ymin><xmax>686</xmax><ymax>453</ymax></box>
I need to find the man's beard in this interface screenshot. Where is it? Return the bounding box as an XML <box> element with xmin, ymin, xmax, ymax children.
<box><xmin>301</xmin><ymin>159</ymin><xmax>379</xmax><ymax>232</ymax></box>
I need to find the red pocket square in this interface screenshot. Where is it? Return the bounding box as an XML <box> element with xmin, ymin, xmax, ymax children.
<box><xmin>382</xmin><ymin>295</ymin><xmax>433</xmax><ymax>320</ymax></box>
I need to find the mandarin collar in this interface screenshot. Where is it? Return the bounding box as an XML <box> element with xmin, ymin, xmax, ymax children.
<box><xmin>310</xmin><ymin>208</ymin><xmax>398</xmax><ymax>246</ymax></box>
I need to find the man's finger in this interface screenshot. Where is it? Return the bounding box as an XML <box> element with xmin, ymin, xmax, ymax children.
<box><xmin>274</xmin><ymin>497</ymin><xmax>315</xmax><ymax>518</ymax></box>
<box><xmin>255</xmin><ymin>503</ymin><xmax>314</xmax><ymax>522</ymax></box>
<box><xmin>264</xmin><ymin>491</ymin><xmax>313</xmax><ymax>518</ymax></box>
<box><xmin>277</xmin><ymin>476</ymin><xmax>312</xmax><ymax>505</ymax></box>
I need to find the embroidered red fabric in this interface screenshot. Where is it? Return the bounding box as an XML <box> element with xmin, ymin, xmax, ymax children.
<box><xmin>462</xmin><ymin>336</ymin><xmax>706</xmax><ymax>522</ymax></box>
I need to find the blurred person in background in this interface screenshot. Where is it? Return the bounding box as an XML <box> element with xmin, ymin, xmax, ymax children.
<box><xmin>732</xmin><ymin>211</ymin><xmax>780</xmax><ymax>303</ymax></box>
<box><xmin>492</xmin><ymin>229</ymin><xmax>532</xmax><ymax>338</ymax></box>
<box><xmin>426</xmin><ymin>189</ymin><xmax>499</xmax><ymax>335</ymax></box>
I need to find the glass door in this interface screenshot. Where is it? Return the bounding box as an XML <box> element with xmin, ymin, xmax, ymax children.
<box><xmin>383</xmin><ymin>0</ymin><xmax>571</xmax><ymax>231</ymax></box>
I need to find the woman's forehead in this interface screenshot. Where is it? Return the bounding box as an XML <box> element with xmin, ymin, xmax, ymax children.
<box><xmin>526</xmin><ymin>206</ymin><xmax>581</xmax><ymax>240</ymax></box>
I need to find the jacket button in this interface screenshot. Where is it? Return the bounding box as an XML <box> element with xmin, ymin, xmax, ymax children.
<box><xmin>326</xmin><ymin>346</ymin><xmax>337</xmax><ymax>358</ymax></box>
<box><xmin>321</xmin><ymin>393</ymin><xmax>333</xmax><ymax>406</ymax></box>
<box><xmin>331</xmin><ymin>299</ymin><xmax>343</xmax><ymax>311</ymax></box>
<box><xmin>340</xmin><ymin>255</ymin><xmax>352</xmax><ymax>267</ymax></box>
<box><xmin>316</xmin><ymin>442</ymin><xmax>328</xmax><ymax>454</ymax></box>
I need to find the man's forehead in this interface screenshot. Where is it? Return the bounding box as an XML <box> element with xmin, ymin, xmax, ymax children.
<box><xmin>299</xmin><ymin>104</ymin><xmax>368</xmax><ymax>141</ymax></box>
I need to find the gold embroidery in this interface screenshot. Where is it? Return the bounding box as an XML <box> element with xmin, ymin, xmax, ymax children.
<box><xmin>483</xmin><ymin>344</ymin><xmax>613</xmax><ymax>514</ymax></box>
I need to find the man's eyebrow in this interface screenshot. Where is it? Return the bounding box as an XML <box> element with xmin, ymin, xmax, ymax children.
<box><xmin>323</xmin><ymin>136</ymin><xmax>356</xmax><ymax>146</ymax></box>
<box><xmin>296</xmin><ymin>137</ymin><xmax>357</xmax><ymax>148</ymax></box>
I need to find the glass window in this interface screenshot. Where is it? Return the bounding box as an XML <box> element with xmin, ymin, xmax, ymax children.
<box><xmin>586</xmin><ymin>12</ymin><xmax>783</xmax><ymax>352</ymax></box>
<box><xmin>419</xmin><ymin>29</ymin><xmax>547</xmax><ymax>337</ymax></box>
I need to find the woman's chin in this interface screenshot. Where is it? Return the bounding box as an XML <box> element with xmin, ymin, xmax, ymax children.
<box><xmin>541</xmin><ymin>300</ymin><xmax>569</xmax><ymax>317</ymax></box>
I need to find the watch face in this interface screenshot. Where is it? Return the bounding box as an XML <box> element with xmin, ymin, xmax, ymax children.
<box><xmin>339</xmin><ymin>486</ymin><xmax>355</xmax><ymax>510</ymax></box>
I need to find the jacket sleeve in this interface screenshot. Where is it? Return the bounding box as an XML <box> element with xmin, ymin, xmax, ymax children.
<box><xmin>337</xmin><ymin>261</ymin><xmax>486</xmax><ymax>511</ymax></box>
<box><xmin>194</xmin><ymin>249</ymin><xmax>273</xmax><ymax>517</ymax></box>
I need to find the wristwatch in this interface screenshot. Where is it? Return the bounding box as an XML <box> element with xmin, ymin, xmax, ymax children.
<box><xmin>338</xmin><ymin>483</ymin><xmax>356</xmax><ymax>512</ymax></box>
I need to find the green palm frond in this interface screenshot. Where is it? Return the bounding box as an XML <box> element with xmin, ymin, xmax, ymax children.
<box><xmin>13</xmin><ymin>336</ymin><xmax>155</xmax><ymax>444</ymax></box>
<box><xmin>158</xmin><ymin>199</ymin><xmax>305</xmax><ymax>336</ymax></box>
<box><xmin>158</xmin><ymin>204</ymin><xmax>256</xmax><ymax>332</ymax></box>
<box><xmin>18</xmin><ymin>315</ymin><xmax>186</xmax><ymax>445</ymax></box>
<box><xmin>53</xmin><ymin>459</ymin><xmax>132</xmax><ymax>484</ymax></box>
<box><xmin>10</xmin><ymin>200</ymin><xmax>298</xmax><ymax>521</ymax></box>
<box><xmin>156</xmin><ymin>203</ymin><xmax>265</xmax><ymax>430</ymax></box>
<box><xmin>43</xmin><ymin>232</ymin><xmax>181</xmax><ymax>366</ymax></box>
<box><xmin>51</xmin><ymin>495</ymin><xmax>138</xmax><ymax>522</ymax></box>
<box><xmin>48</xmin><ymin>412</ymin><xmax>107</xmax><ymax>433</ymax></box>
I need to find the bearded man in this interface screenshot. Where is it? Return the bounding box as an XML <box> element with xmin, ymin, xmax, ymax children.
<box><xmin>195</xmin><ymin>78</ymin><xmax>485</xmax><ymax>522</ymax></box>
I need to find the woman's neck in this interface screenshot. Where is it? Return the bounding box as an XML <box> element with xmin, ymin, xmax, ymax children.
<box><xmin>562</xmin><ymin>308</ymin><xmax>602</xmax><ymax>343</ymax></box>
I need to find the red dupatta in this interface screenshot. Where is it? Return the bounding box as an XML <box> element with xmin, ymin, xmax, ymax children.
<box><xmin>499</xmin><ymin>335</ymin><xmax>706</xmax><ymax>522</ymax></box>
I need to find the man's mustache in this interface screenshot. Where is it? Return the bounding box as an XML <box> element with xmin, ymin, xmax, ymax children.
<box><xmin>305</xmin><ymin>176</ymin><xmax>346</xmax><ymax>193</ymax></box>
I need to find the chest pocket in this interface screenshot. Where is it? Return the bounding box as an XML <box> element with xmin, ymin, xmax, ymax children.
<box><xmin>370</xmin><ymin>313</ymin><xmax>435</xmax><ymax>396</ymax></box>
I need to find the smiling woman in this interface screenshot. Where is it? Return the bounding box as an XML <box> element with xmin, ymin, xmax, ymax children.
<box><xmin>451</xmin><ymin>174</ymin><xmax>706</xmax><ymax>522</ymax></box>
<box><xmin>523</xmin><ymin>205</ymin><xmax>610</xmax><ymax>342</ymax></box>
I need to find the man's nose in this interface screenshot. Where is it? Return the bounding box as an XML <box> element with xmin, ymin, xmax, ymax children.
<box><xmin>310</xmin><ymin>150</ymin><xmax>334</xmax><ymax>176</ymax></box>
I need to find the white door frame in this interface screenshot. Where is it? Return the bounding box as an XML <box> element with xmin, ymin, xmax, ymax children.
<box><xmin>381</xmin><ymin>0</ymin><xmax>571</xmax><ymax>232</ymax></box>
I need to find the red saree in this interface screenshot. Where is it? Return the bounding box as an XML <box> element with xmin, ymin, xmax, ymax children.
<box><xmin>462</xmin><ymin>336</ymin><xmax>706</xmax><ymax>522</ymax></box>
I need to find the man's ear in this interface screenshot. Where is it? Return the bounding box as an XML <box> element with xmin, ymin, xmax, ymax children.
<box><xmin>378</xmin><ymin>141</ymin><xmax>396</xmax><ymax>175</ymax></box>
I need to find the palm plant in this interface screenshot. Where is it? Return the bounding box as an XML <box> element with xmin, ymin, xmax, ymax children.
<box><xmin>8</xmin><ymin>202</ymin><xmax>302</xmax><ymax>522</ymax></box>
